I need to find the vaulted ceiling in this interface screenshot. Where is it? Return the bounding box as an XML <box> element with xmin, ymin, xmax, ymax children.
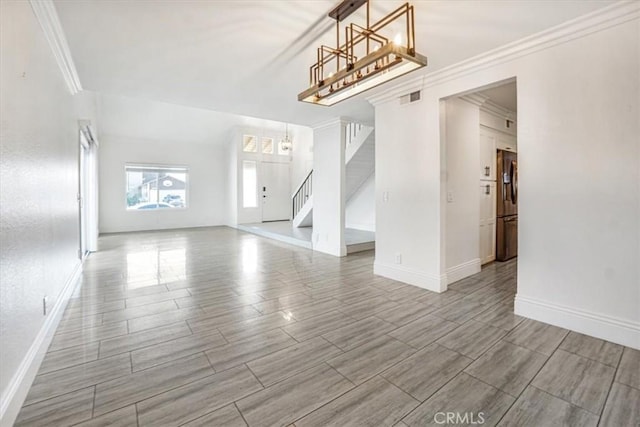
<box><xmin>55</xmin><ymin>0</ymin><xmax>615</xmax><ymax>126</ymax></box>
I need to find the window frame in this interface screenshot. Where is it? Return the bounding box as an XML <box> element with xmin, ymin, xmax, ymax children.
<box><xmin>242</xmin><ymin>135</ymin><xmax>258</xmax><ymax>153</ymax></box>
<box><xmin>124</xmin><ymin>163</ymin><xmax>189</xmax><ymax>211</ymax></box>
<box><xmin>261</xmin><ymin>137</ymin><xmax>274</xmax><ymax>154</ymax></box>
<box><xmin>241</xmin><ymin>160</ymin><xmax>258</xmax><ymax>208</ymax></box>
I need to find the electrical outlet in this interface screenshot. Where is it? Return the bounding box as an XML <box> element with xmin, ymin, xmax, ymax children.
<box><xmin>395</xmin><ymin>253</ymin><xmax>402</xmax><ymax>264</ymax></box>
<box><xmin>43</xmin><ymin>296</ymin><xmax>48</xmax><ymax>316</ymax></box>
<box><xmin>447</xmin><ymin>192</ymin><xmax>454</xmax><ymax>202</ymax></box>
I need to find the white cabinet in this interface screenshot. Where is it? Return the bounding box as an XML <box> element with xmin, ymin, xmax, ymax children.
<box><xmin>479</xmin><ymin>131</ymin><xmax>497</xmax><ymax>181</ymax></box>
<box><xmin>496</xmin><ymin>133</ymin><xmax>517</xmax><ymax>153</ymax></box>
<box><xmin>479</xmin><ymin>182</ymin><xmax>496</xmax><ymax>264</ymax></box>
<box><xmin>478</xmin><ymin>125</ymin><xmax>515</xmax><ymax>265</ymax></box>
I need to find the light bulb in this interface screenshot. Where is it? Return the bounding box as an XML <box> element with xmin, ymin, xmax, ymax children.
<box><xmin>393</xmin><ymin>33</ymin><xmax>402</xmax><ymax>45</ymax></box>
<box><xmin>373</xmin><ymin>45</ymin><xmax>380</xmax><ymax>52</ymax></box>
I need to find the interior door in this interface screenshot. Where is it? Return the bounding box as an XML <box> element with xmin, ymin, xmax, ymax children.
<box><xmin>261</xmin><ymin>162</ymin><xmax>291</xmax><ymax>222</ymax></box>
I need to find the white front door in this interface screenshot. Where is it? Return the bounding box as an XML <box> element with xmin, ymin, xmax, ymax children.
<box><xmin>261</xmin><ymin>162</ymin><xmax>290</xmax><ymax>222</ymax></box>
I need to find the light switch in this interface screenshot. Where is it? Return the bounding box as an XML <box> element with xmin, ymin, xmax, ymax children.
<box><xmin>447</xmin><ymin>192</ymin><xmax>454</xmax><ymax>202</ymax></box>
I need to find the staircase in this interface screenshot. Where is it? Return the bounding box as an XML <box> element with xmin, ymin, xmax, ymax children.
<box><xmin>292</xmin><ymin>122</ymin><xmax>375</xmax><ymax>228</ymax></box>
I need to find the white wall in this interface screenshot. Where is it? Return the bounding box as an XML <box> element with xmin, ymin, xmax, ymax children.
<box><xmin>312</xmin><ymin>120</ymin><xmax>346</xmax><ymax>256</ymax></box>
<box><xmin>346</xmin><ymin>173</ymin><xmax>376</xmax><ymax>232</ymax></box>
<box><xmin>444</xmin><ymin>98</ymin><xmax>481</xmax><ymax>278</ymax></box>
<box><xmin>372</xmin><ymin>10</ymin><xmax>639</xmax><ymax>348</ymax></box>
<box><xmin>375</xmin><ymin>96</ymin><xmax>445</xmax><ymax>290</ymax></box>
<box><xmin>0</xmin><ymin>1</ymin><xmax>98</xmax><ymax>422</ymax></box>
<box><xmin>515</xmin><ymin>18</ymin><xmax>639</xmax><ymax>348</ymax></box>
<box><xmin>290</xmin><ymin>126</ymin><xmax>314</xmax><ymax>195</ymax></box>
<box><xmin>99</xmin><ymin>135</ymin><xmax>228</xmax><ymax>233</ymax></box>
<box><xmin>226</xmin><ymin>131</ymin><xmax>238</xmax><ymax>226</ymax></box>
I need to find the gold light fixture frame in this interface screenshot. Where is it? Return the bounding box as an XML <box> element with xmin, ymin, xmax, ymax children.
<box><xmin>298</xmin><ymin>0</ymin><xmax>427</xmax><ymax>106</ymax></box>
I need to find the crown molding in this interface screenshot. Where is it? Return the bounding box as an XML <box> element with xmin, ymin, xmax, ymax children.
<box><xmin>29</xmin><ymin>0</ymin><xmax>82</xmax><ymax>94</ymax></box>
<box><xmin>367</xmin><ymin>77</ymin><xmax>425</xmax><ymax>107</ymax></box>
<box><xmin>459</xmin><ymin>94</ymin><xmax>489</xmax><ymax>107</ymax></box>
<box><xmin>311</xmin><ymin>117</ymin><xmax>351</xmax><ymax>131</ymax></box>
<box><xmin>481</xmin><ymin>99</ymin><xmax>516</xmax><ymax>119</ymax></box>
<box><xmin>458</xmin><ymin>95</ymin><xmax>516</xmax><ymax>122</ymax></box>
<box><xmin>367</xmin><ymin>1</ymin><xmax>639</xmax><ymax>106</ymax></box>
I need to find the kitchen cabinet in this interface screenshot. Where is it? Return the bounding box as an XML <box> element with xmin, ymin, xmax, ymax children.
<box><xmin>496</xmin><ymin>133</ymin><xmax>517</xmax><ymax>153</ymax></box>
<box><xmin>479</xmin><ymin>182</ymin><xmax>497</xmax><ymax>264</ymax></box>
<box><xmin>479</xmin><ymin>130</ymin><xmax>496</xmax><ymax>181</ymax></box>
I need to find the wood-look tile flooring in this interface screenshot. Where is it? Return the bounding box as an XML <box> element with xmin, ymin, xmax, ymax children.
<box><xmin>16</xmin><ymin>227</ymin><xmax>639</xmax><ymax>426</ymax></box>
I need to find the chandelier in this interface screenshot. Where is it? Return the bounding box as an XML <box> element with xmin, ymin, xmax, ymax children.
<box><xmin>298</xmin><ymin>0</ymin><xmax>427</xmax><ymax>106</ymax></box>
<box><xmin>280</xmin><ymin>123</ymin><xmax>292</xmax><ymax>151</ymax></box>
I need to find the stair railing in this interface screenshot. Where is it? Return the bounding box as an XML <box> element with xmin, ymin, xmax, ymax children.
<box><xmin>291</xmin><ymin>122</ymin><xmax>366</xmax><ymax>221</ymax></box>
<box><xmin>345</xmin><ymin>122</ymin><xmax>363</xmax><ymax>146</ymax></box>
<box><xmin>292</xmin><ymin>170</ymin><xmax>313</xmax><ymax>220</ymax></box>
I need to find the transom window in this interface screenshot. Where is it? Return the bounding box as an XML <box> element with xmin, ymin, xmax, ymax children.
<box><xmin>262</xmin><ymin>137</ymin><xmax>274</xmax><ymax>154</ymax></box>
<box><xmin>125</xmin><ymin>165</ymin><xmax>188</xmax><ymax>210</ymax></box>
<box><xmin>243</xmin><ymin>135</ymin><xmax>257</xmax><ymax>152</ymax></box>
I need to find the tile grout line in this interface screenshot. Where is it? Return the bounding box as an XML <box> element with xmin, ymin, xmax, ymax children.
<box><xmin>135</xmin><ymin>401</ymin><xmax>141</xmax><ymax>427</ymax></box>
<box><xmin>243</xmin><ymin>362</ymin><xmax>267</xmax><ymax>389</ymax></box>
<box><xmin>556</xmin><ymin>338</ymin><xmax>624</xmax><ymax>369</ymax></box>
<box><xmin>234</xmin><ymin>402</ymin><xmax>251</xmax><ymax>427</ymax></box>
<box><xmin>91</xmin><ymin>385</ymin><xmax>97</xmax><ymax>419</ymax></box>
<box><xmin>398</xmin><ymin>322</ymin><xmax>552</xmax><ymax>424</ymax></box>
<box><xmin>492</xmin><ymin>336</ymin><xmax>581</xmax><ymax>425</ymax></box>
<box><xmin>286</xmin><ymin>366</ymin><xmax>393</xmax><ymax>426</ymax></box>
<box><xmin>596</xmin><ymin>347</ymin><xmax>623</xmax><ymax>425</ymax></box>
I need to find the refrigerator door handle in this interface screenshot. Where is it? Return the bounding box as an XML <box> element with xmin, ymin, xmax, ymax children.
<box><xmin>510</xmin><ymin>160</ymin><xmax>518</xmax><ymax>204</ymax></box>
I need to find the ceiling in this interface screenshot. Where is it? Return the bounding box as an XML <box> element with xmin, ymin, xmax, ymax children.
<box><xmin>55</xmin><ymin>0</ymin><xmax>614</xmax><ymax>127</ymax></box>
<box><xmin>97</xmin><ymin>93</ymin><xmax>309</xmax><ymax>146</ymax></box>
<box><xmin>477</xmin><ymin>81</ymin><xmax>517</xmax><ymax>112</ymax></box>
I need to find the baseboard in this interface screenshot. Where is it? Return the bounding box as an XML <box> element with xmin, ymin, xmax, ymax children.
<box><xmin>0</xmin><ymin>261</ymin><xmax>83</xmax><ymax>426</ymax></box>
<box><xmin>99</xmin><ymin>223</ymin><xmax>224</xmax><ymax>234</ymax></box>
<box><xmin>515</xmin><ymin>294</ymin><xmax>640</xmax><ymax>350</ymax></box>
<box><xmin>345</xmin><ymin>222</ymin><xmax>375</xmax><ymax>232</ymax></box>
<box><xmin>313</xmin><ymin>241</ymin><xmax>347</xmax><ymax>257</ymax></box>
<box><xmin>446</xmin><ymin>258</ymin><xmax>482</xmax><ymax>285</ymax></box>
<box><xmin>374</xmin><ymin>261</ymin><xmax>447</xmax><ymax>292</ymax></box>
<box><xmin>346</xmin><ymin>241</ymin><xmax>375</xmax><ymax>254</ymax></box>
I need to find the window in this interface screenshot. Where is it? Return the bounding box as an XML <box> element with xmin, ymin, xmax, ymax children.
<box><xmin>125</xmin><ymin>165</ymin><xmax>188</xmax><ymax>210</ymax></box>
<box><xmin>243</xmin><ymin>135</ymin><xmax>257</xmax><ymax>152</ymax></box>
<box><xmin>242</xmin><ymin>160</ymin><xmax>257</xmax><ymax>208</ymax></box>
<box><xmin>262</xmin><ymin>137</ymin><xmax>274</xmax><ymax>154</ymax></box>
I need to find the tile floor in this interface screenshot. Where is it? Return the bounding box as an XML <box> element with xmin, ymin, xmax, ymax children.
<box><xmin>236</xmin><ymin>221</ymin><xmax>375</xmax><ymax>253</ymax></box>
<box><xmin>15</xmin><ymin>227</ymin><xmax>640</xmax><ymax>426</ymax></box>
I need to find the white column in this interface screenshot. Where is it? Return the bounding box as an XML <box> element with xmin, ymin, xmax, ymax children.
<box><xmin>312</xmin><ymin>118</ymin><xmax>347</xmax><ymax>257</ymax></box>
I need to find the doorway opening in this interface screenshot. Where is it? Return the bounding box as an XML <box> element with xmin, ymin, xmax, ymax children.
<box><xmin>442</xmin><ymin>78</ymin><xmax>518</xmax><ymax>294</ymax></box>
<box><xmin>78</xmin><ymin>124</ymin><xmax>98</xmax><ymax>258</ymax></box>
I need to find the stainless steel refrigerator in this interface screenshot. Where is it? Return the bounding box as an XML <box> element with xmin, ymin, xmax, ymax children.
<box><xmin>496</xmin><ymin>150</ymin><xmax>518</xmax><ymax>261</ymax></box>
